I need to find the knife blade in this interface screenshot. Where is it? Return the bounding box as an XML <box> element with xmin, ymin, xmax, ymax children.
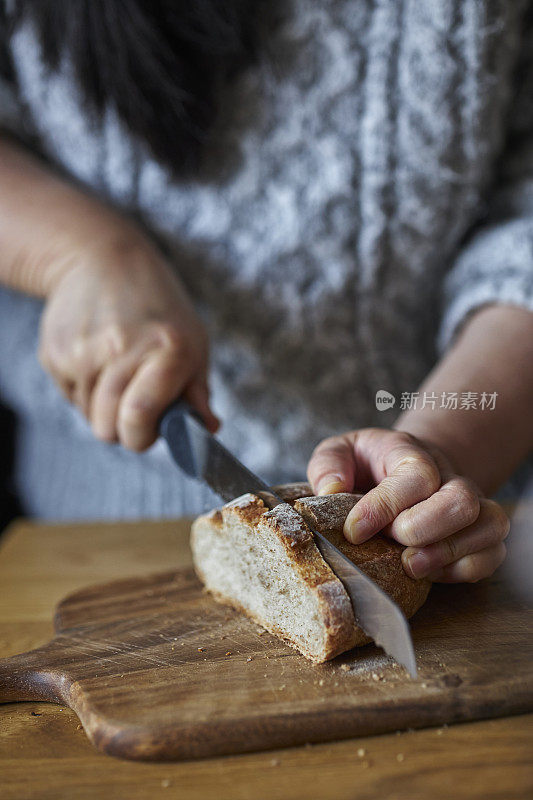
<box><xmin>160</xmin><ymin>401</ymin><xmax>417</xmax><ymax>677</ymax></box>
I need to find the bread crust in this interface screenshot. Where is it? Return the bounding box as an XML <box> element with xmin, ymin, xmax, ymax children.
<box><xmin>191</xmin><ymin>485</ymin><xmax>430</xmax><ymax>662</ymax></box>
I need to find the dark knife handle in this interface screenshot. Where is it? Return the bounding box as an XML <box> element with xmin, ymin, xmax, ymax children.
<box><xmin>159</xmin><ymin>400</ymin><xmax>204</xmax><ymax>478</ymax></box>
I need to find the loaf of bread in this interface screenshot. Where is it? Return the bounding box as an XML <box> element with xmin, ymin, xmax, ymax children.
<box><xmin>190</xmin><ymin>483</ymin><xmax>430</xmax><ymax>663</ymax></box>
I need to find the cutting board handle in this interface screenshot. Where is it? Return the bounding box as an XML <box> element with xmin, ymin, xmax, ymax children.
<box><xmin>0</xmin><ymin>641</ymin><xmax>66</xmax><ymax>703</ymax></box>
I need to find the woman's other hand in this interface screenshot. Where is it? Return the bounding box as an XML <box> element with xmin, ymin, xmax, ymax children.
<box><xmin>39</xmin><ymin>233</ymin><xmax>219</xmax><ymax>451</ymax></box>
<box><xmin>0</xmin><ymin>138</ymin><xmax>218</xmax><ymax>450</ymax></box>
<box><xmin>307</xmin><ymin>428</ymin><xmax>509</xmax><ymax>583</ymax></box>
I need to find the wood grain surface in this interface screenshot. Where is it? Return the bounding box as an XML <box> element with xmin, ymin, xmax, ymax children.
<box><xmin>1</xmin><ymin>527</ymin><xmax>532</xmax><ymax>761</ymax></box>
<box><xmin>0</xmin><ymin>516</ymin><xmax>532</xmax><ymax>798</ymax></box>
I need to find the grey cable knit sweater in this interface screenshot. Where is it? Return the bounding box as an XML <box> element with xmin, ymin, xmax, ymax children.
<box><xmin>1</xmin><ymin>0</ymin><xmax>532</xmax><ymax>520</ymax></box>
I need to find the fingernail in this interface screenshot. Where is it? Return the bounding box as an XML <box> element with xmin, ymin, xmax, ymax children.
<box><xmin>317</xmin><ymin>479</ymin><xmax>346</xmax><ymax>496</ymax></box>
<box><xmin>343</xmin><ymin>511</ymin><xmax>373</xmax><ymax>543</ymax></box>
<box><xmin>404</xmin><ymin>551</ymin><xmax>431</xmax><ymax>579</ymax></box>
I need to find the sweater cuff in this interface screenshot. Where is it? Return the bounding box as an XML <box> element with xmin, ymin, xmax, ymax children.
<box><xmin>438</xmin><ymin>270</ymin><xmax>533</xmax><ymax>352</ymax></box>
<box><xmin>438</xmin><ymin>221</ymin><xmax>533</xmax><ymax>352</ymax></box>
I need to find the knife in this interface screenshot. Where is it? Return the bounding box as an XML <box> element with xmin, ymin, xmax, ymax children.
<box><xmin>160</xmin><ymin>401</ymin><xmax>417</xmax><ymax>677</ymax></box>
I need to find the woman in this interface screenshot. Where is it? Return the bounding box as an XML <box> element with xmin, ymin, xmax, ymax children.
<box><xmin>0</xmin><ymin>1</ymin><xmax>531</xmax><ymax>584</ymax></box>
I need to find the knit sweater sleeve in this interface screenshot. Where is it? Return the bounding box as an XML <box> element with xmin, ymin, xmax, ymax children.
<box><xmin>438</xmin><ymin>17</ymin><xmax>533</xmax><ymax>353</ymax></box>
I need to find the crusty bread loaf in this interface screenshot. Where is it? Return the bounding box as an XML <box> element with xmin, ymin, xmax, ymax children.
<box><xmin>190</xmin><ymin>482</ymin><xmax>430</xmax><ymax>663</ymax></box>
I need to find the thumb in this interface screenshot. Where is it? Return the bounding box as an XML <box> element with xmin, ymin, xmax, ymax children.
<box><xmin>307</xmin><ymin>435</ymin><xmax>356</xmax><ymax>495</ymax></box>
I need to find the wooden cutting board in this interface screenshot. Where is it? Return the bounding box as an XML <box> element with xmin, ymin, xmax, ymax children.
<box><xmin>0</xmin><ymin>567</ymin><xmax>531</xmax><ymax>761</ymax></box>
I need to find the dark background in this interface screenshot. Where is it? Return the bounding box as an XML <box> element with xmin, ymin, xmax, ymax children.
<box><xmin>0</xmin><ymin>402</ymin><xmax>21</xmax><ymax>532</ymax></box>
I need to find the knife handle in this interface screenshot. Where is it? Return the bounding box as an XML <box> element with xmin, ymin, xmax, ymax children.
<box><xmin>159</xmin><ymin>400</ymin><xmax>203</xmax><ymax>478</ymax></box>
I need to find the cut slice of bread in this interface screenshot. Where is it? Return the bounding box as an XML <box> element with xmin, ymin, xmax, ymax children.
<box><xmin>190</xmin><ymin>483</ymin><xmax>430</xmax><ymax>663</ymax></box>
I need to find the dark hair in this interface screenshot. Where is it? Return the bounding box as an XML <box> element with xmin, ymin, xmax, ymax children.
<box><xmin>8</xmin><ymin>1</ymin><xmax>271</xmax><ymax>175</ymax></box>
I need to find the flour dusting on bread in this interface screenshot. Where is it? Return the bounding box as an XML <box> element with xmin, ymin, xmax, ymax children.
<box><xmin>190</xmin><ymin>485</ymin><xmax>430</xmax><ymax>663</ymax></box>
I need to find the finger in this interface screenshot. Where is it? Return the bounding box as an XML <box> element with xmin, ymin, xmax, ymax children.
<box><xmin>40</xmin><ymin>333</ymin><xmax>111</xmax><ymax>417</ymax></box>
<box><xmin>307</xmin><ymin>434</ymin><xmax>356</xmax><ymax>495</ymax></box>
<box><xmin>54</xmin><ymin>377</ymin><xmax>75</xmax><ymax>404</ymax></box>
<box><xmin>89</xmin><ymin>332</ymin><xmax>163</xmax><ymax>441</ymax></box>
<box><xmin>46</xmin><ymin>358</ymin><xmax>96</xmax><ymax>417</ymax></box>
<box><xmin>402</xmin><ymin>499</ymin><xmax>510</xmax><ymax>579</ymax></box>
<box><xmin>389</xmin><ymin>476</ymin><xmax>481</xmax><ymax>547</ymax></box>
<box><xmin>89</xmin><ymin>355</ymin><xmax>141</xmax><ymax>442</ymax></box>
<box><xmin>344</xmin><ymin>433</ymin><xmax>441</xmax><ymax>543</ymax></box>
<box><xmin>89</xmin><ymin>323</ymin><xmax>190</xmax><ymax>441</ymax></box>
<box><xmin>183</xmin><ymin>379</ymin><xmax>220</xmax><ymax>434</ymax></box>
<box><xmin>426</xmin><ymin>543</ymin><xmax>507</xmax><ymax>583</ymax></box>
<box><xmin>72</xmin><ymin>373</ymin><xmax>98</xmax><ymax>418</ymax></box>
<box><xmin>117</xmin><ymin>350</ymin><xmax>192</xmax><ymax>451</ymax></box>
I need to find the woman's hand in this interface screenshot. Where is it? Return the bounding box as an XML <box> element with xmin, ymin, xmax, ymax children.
<box><xmin>0</xmin><ymin>138</ymin><xmax>218</xmax><ymax>450</ymax></box>
<box><xmin>39</xmin><ymin>233</ymin><xmax>219</xmax><ymax>451</ymax></box>
<box><xmin>307</xmin><ymin>428</ymin><xmax>509</xmax><ymax>583</ymax></box>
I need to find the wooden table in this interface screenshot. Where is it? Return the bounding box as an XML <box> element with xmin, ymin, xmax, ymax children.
<box><xmin>0</xmin><ymin>517</ymin><xmax>531</xmax><ymax>800</ymax></box>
